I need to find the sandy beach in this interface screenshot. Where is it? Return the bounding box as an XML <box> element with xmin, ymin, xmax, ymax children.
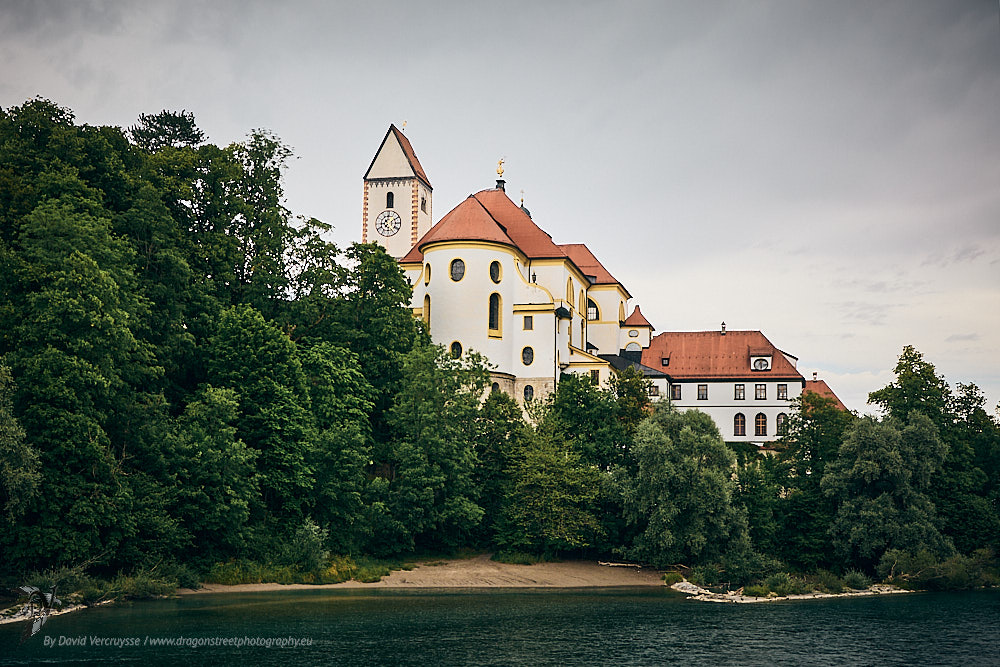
<box><xmin>179</xmin><ymin>555</ymin><xmax>666</xmax><ymax>594</ymax></box>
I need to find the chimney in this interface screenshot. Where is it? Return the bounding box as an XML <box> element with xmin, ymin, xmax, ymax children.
<box><xmin>813</xmin><ymin>372</ymin><xmax>818</xmax><ymax>381</ymax></box>
<box><xmin>720</xmin><ymin>321</ymin><xmax>726</xmax><ymax>335</ymax></box>
<box><xmin>496</xmin><ymin>179</ymin><xmax>505</xmax><ymax>191</ymax></box>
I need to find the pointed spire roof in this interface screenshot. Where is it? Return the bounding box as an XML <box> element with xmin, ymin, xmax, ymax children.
<box><xmin>623</xmin><ymin>305</ymin><xmax>653</xmax><ymax>329</ymax></box>
<box><xmin>364</xmin><ymin>124</ymin><xmax>431</xmax><ymax>188</ymax></box>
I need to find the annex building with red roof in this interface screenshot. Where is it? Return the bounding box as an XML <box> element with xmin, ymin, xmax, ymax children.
<box><xmin>362</xmin><ymin>126</ymin><xmax>845</xmax><ymax>443</ymax></box>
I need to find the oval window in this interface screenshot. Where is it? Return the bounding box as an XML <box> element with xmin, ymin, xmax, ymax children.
<box><xmin>522</xmin><ymin>346</ymin><xmax>534</xmax><ymax>366</ymax></box>
<box><xmin>523</xmin><ymin>384</ymin><xmax>534</xmax><ymax>401</ymax></box>
<box><xmin>450</xmin><ymin>341</ymin><xmax>462</xmax><ymax>358</ymax></box>
<box><xmin>489</xmin><ymin>261</ymin><xmax>501</xmax><ymax>283</ymax></box>
<box><xmin>628</xmin><ymin>330</ymin><xmax>639</xmax><ymax>338</ymax></box>
<box><xmin>450</xmin><ymin>259</ymin><xmax>465</xmax><ymax>282</ymax></box>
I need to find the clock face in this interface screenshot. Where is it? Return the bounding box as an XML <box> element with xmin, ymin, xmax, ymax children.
<box><xmin>375</xmin><ymin>210</ymin><xmax>402</xmax><ymax>237</ymax></box>
<box><xmin>753</xmin><ymin>358</ymin><xmax>769</xmax><ymax>371</ymax></box>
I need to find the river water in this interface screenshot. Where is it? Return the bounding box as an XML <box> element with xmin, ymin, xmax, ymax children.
<box><xmin>2</xmin><ymin>588</ymin><xmax>997</xmax><ymax>665</ymax></box>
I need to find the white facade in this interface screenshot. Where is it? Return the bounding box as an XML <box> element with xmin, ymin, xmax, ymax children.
<box><xmin>362</xmin><ymin>126</ymin><xmax>822</xmax><ymax>437</ymax></box>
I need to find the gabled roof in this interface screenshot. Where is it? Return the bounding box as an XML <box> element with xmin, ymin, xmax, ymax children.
<box><xmin>623</xmin><ymin>305</ymin><xmax>653</xmax><ymax>329</ymax></box>
<box><xmin>364</xmin><ymin>124</ymin><xmax>432</xmax><ymax>188</ymax></box>
<box><xmin>559</xmin><ymin>243</ymin><xmax>621</xmax><ymax>286</ymax></box>
<box><xmin>640</xmin><ymin>330</ymin><xmax>804</xmax><ymax>380</ymax></box>
<box><xmin>804</xmin><ymin>379</ymin><xmax>848</xmax><ymax>411</ymax></box>
<box><xmin>401</xmin><ymin>188</ymin><xmax>570</xmax><ymax>264</ymax></box>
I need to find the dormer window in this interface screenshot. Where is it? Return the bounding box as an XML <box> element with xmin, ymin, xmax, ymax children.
<box><xmin>751</xmin><ymin>356</ymin><xmax>772</xmax><ymax>371</ymax></box>
<box><xmin>661</xmin><ymin>357</ymin><xmax>669</xmax><ymax>367</ymax></box>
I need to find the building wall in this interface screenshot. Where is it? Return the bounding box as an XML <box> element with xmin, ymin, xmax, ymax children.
<box><xmin>649</xmin><ymin>378</ymin><xmax>803</xmax><ymax>443</ymax></box>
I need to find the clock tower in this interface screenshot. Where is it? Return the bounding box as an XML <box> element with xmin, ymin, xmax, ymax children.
<box><xmin>362</xmin><ymin>124</ymin><xmax>433</xmax><ymax>259</ymax></box>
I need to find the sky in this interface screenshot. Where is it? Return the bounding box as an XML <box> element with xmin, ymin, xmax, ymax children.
<box><xmin>2</xmin><ymin>0</ymin><xmax>998</xmax><ymax>414</ymax></box>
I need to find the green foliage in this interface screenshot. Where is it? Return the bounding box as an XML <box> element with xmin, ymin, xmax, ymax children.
<box><xmin>822</xmin><ymin>413</ymin><xmax>953</xmax><ymax>568</ymax></box>
<box><xmin>497</xmin><ymin>425</ymin><xmax>604</xmax><ymax>557</ymax></box>
<box><xmin>376</xmin><ymin>337</ymin><xmax>488</xmax><ymax>553</ymax></box>
<box><xmin>877</xmin><ymin>548</ymin><xmax>998</xmax><ymax>591</ymax></box>
<box><xmin>0</xmin><ymin>364</ymin><xmax>39</xmax><ymax>522</ymax></box>
<box><xmin>617</xmin><ymin>403</ymin><xmax>750</xmax><ymax>568</ymax></box>
<box><xmin>843</xmin><ymin>570</ymin><xmax>871</xmax><ymax>589</ymax></box>
<box><xmin>276</xmin><ymin>518</ymin><xmax>330</xmax><ymax>573</ymax></box>
<box><xmin>661</xmin><ymin>571</ymin><xmax>684</xmax><ymax>585</ymax></box>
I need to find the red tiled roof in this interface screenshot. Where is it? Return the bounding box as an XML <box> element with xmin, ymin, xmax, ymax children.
<box><xmin>623</xmin><ymin>305</ymin><xmax>653</xmax><ymax>328</ymax></box>
<box><xmin>401</xmin><ymin>188</ymin><xmax>569</xmax><ymax>263</ymax></box>
<box><xmin>559</xmin><ymin>243</ymin><xmax>620</xmax><ymax>286</ymax></box>
<box><xmin>364</xmin><ymin>124</ymin><xmax>431</xmax><ymax>188</ymax></box>
<box><xmin>804</xmin><ymin>379</ymin><xmax>848</xmax><ymax>411</ymax></box>
<box><xmin>640</xmin><ymin>330</ymin><xmax>804</xmax><ymax>380</ymax></box>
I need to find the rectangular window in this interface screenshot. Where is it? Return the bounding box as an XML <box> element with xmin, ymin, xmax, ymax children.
<box><xmin>648</xmin><ymin>385</ymin><xmax>660</xmax><ymax>397</ymax></box>
<box><xmin>590</xmin><ymin>369</ymin><xmax>600</xmax><ymax>383</ymax></box>
<box><xmin>671</xmin><ymin>385</ymin><xmax>682</xmax><ymax>401</ymax></box>
<box><xmin>778</xmin><ymin>384</ymin><xmax>788</xmax><ymax>400</ymax></box>
<box><xmin>756</xmin><ymin>384</ymin><xmax>766</xmax><ymax>400</ymax></box>
<box><xmin>735</xmin><ymin>384</ymin><xmax>745</xmax><ymax>400</ymax></box>
<box><xmin>523</xmin><ymin>315</ymin><xmax>533</xmax><ymax>330</ymax></box>
<box><xmin>661</xmin><ymin>358</ymin><xmax>669</xmax><ymax>367</ymax></box>
<box><xmin>698</xmin><ymin>384</ymin><xmax>708</xmax><ymax>400</ymax></box>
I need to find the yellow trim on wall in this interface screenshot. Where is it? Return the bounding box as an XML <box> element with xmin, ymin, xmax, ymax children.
<box><xmin>513</xmin><ymin>304</ymin><xmax>553</xmax><ymax>313</ymax></box>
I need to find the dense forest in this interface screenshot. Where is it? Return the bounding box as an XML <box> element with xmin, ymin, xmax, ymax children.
<box><xmin>1</xmin><ymin>99</ymin><xmax>997</xmax><ymax>596</ymax></box>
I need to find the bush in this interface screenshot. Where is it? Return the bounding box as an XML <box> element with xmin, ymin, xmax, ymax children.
<box><xmin>720</xmin><ymin>551</ymin><xmax>783</xmax><ymax>588</ymax></box>
<box><xmin>276</xmin><ymin>519</ymin><xmax>330</xmax><ymax>573</ymax></box>
<box><xmin>878</xmin><ymin>548</ymin><xmax>998</xmax><ymax>591</ymax></box>
<box><xmin>492</xmin><ymin>551</ymin><xmax>546</xmax><ymax>565</ymax></box>
<box><xmin>662</xmin><ymin>572</ymin><xmax>684</xmax><ymax>586</ymax></box>
<box><xmin>843</xmin><ymin>570</ymin><xmax>872</xmax><ymax>590</ymax></box>
<box><xmin>813</xmin><ymin>570</ymin><xmax>844</xmax><ymax>594</ymax></box>
<box><xmin>742</xmin><ymin>584</ymin><xmax>769</xmax><ymax>598</ymax></box>
<box><xmin>688</xmin><ymin>564</ymin><xmax>723</xmax><ymax>587</ymax></box>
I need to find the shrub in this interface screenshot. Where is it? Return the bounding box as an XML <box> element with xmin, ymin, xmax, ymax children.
<box><xmin>662</xmin><ymin>572</ymin><xmax>684</xmax><ymax>586</ymax></box>
<box><xmin>689</xmin><ymin>564</ymin><xmax>722</xmax><ymax>587</ymax></box>
<box><xmin>764</xmin><ymin>572</ymin><xmax>794</xmax><ymax>596</ymax></box>
<box><xmin>742</xmin><ymin>584</ymin><xmax>769</xmax><ymax>598</ymax></box>
<box><xmin>843</xmin><ymin>570</ymin><xmax>871</xmax><ymax>589</ymax></box>
<box><xmin>277</xmin><ymin>519</ymin><xmax>330</xmax><ymax>573</ymax></box>
<box><xmin>813</xmin><ymin>570</ymin><xmax>844</xmax><ymax>594</ymax></box>
<box><xmin>492</xmin><ymin>551</ymin><xmax>546</xmax><ymax>565</ymax></box>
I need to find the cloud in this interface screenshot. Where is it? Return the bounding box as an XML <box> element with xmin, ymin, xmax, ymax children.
<box><xmin>946</xmin><ymin>333</ymin><xmax>980</xmax><ymax>343</ymax></box>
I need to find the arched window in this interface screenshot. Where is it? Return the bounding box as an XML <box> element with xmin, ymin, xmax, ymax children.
<box><xmin>424</xmin><ymin>263</ymin><xmax>431</xmax><ymax>285</ymax></box>
<box><xmin>523</xmin><ymin>384</ymin><xmax>534</xmax><ymax>401</ymax></box>
<box><xmin>489</xmin><ymin>261</ymin><xmax>501</xmax><ymax>283</ymax></box>
<box><xmin>423</xmin><ymin>294</ymin><xmax>430</xmax><ymax>326</ymax></box>
<box><xmin>522</xmin><ymin>346</ymin><xmax>534</xmax><ymax>365</ymax></box>
<box><xmin>450</xmin><ymin>341</ymin><xmax>462</xmax><ymax>359</ymax></box>
<box><xmin>491</xmin><ymin>382</ymin><xmax>500</xmax><ymax>393</ymax></box>
<box><xmin>386</xmin><ymin>192</ymin><xmax>394</xmax><ymax>209</ymax></box>
<box><xmin>587</xmin><ymin>299</ymin><xmax>599</xmax><ymax>321</ymax></box>
<box><xmin>566</xmin><ymin>278</ymin><xmax>574</xmax><ymax>305</ymax></box>
<box><xmin>734</xmin><ymin>413</ymin><xmax>746</xmax><ymax>436</ymax></box>
<box><xmin>579</xmin><ymin>290</ymin><xmax>586</xmax><ymax>312</ymax></box>
<box><xmin>755</xmin><ymin>413</ymin><xmax>767</xmax><ymax>437</ymax></box>
<box><xmin>619</xmin><ymin>302</ymin><xmax>626</xmax><ymax>322</ymax></box>
<box><xmin>777</xmin><ymin>412</ymin><xmax>788</xmax><ymax>436</ymax></box>
<box><xmin>488</xmin><ymin>293</ymin><xmax>501</xmax><ymax>333</ymax></box>
<box><xmin>625</xmin><ymin>342</ymin><xmax>641</xmax><ymax>351</ymax></box>
<box><xmin>450</xmin><ymin>259</ymin><xmax>465</xmax><ymax>282</ymax></box>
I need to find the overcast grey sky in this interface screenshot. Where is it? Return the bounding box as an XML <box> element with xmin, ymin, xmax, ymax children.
<box><xmin>3</xmin><ymin>0</ymin><xmax>998</xmax><ymax>413</ymax></box>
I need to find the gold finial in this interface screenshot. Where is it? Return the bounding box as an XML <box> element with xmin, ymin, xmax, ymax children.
<box><xmin>497</xmin><ymin>157</ymin><xmax>504</xmax><ymax>178</ymax></box>
<box><xmin>520</xmin><ymin>189</ymin><xmax>525</xmax><ymax>206</ymax></box>
<box><xmin>402</xmin><ymin>120</ymin><xmax>407</xmax><ymax>130</ymax></box>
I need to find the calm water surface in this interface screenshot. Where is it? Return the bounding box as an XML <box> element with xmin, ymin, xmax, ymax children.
<box><xmin>2</xmin><ymin>588</ymin><xmax>997</xmax><ymax>665</ymax></box>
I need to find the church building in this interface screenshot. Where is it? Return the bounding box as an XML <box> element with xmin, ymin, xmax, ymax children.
<box><xmin>362</xmin><ymin>125</ymin><xmax>842</xmax><ymax>444</ymax></box>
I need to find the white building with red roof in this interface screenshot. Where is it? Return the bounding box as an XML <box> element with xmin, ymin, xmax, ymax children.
<box><xmin>362</xmin><ymin>126</ymin><xmax>840</xmax><ymax>443</ymax></box>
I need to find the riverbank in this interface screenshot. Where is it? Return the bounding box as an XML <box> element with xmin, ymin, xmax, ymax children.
<box><xmin>180</xmin><ymin>554</ymin><xmax>666</xmax><ymax>593</ymax></box>
<box><xmin>670</xmin><ymin>580</ymin><xmax>913</xmax><ymax>603</ymax></box>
